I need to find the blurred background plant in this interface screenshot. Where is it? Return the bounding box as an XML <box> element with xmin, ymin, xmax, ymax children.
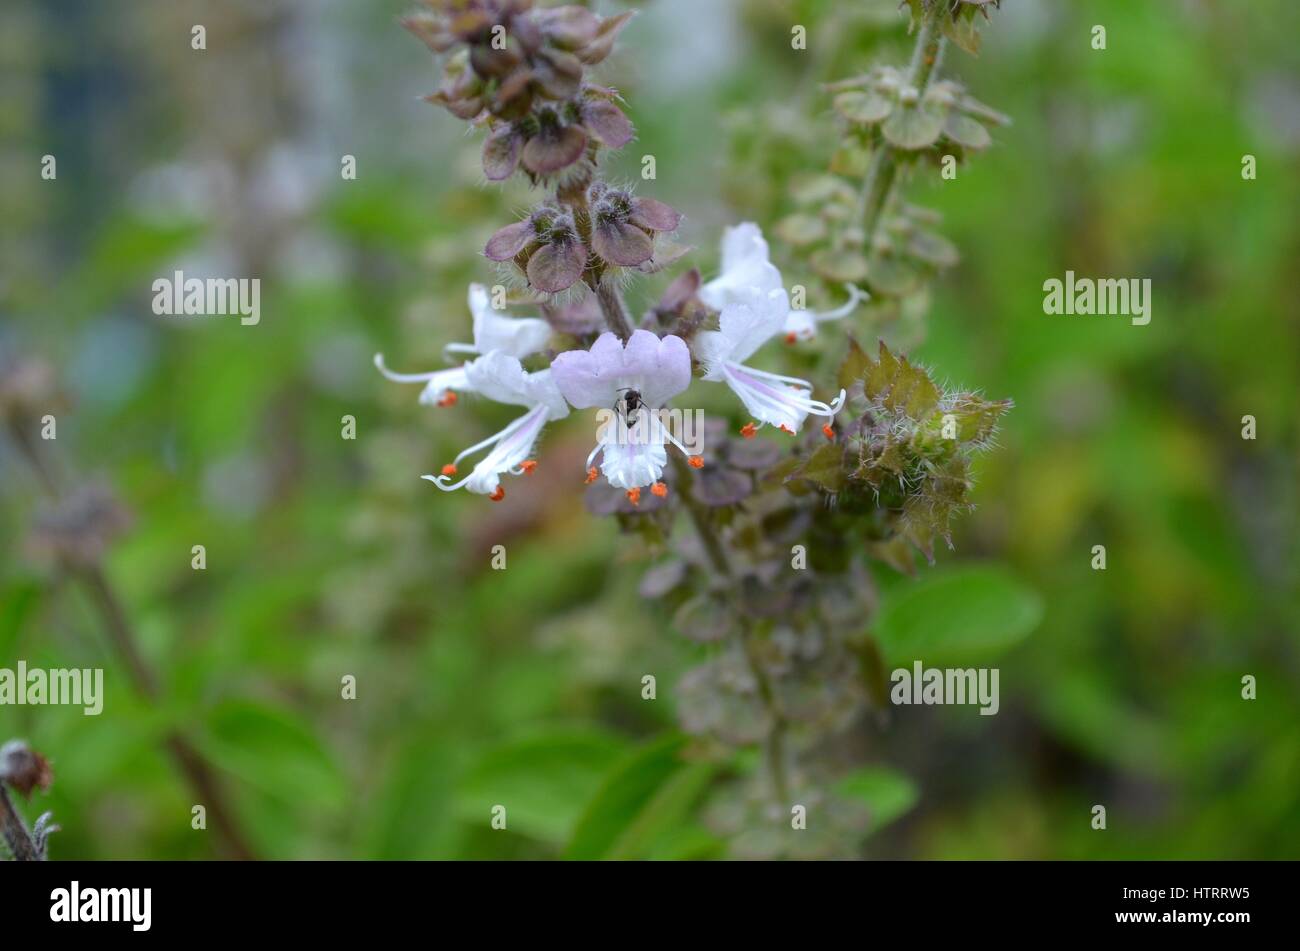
<box><xmin>0</xmin><ymin>0</ymin><xmax>1296</xmax><ymax>860</ymax></box>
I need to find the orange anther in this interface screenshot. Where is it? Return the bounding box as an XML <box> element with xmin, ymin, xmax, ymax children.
<box><xmin>822</xmin><ymin>424</ymin><xmax>835</xmax><ymax>440</ymax></box>
<box><xmin>521</xmin><ymin>459</ymin><xmax>538</xmax><ymax>475</ymax></box>
<box><xmin>437</xmin><ymin>391</ymin><xmax>458</xmax><ymax>407</ymax></box>
<box><xmin>740</xmin><ymin>421</ymin><xmax>757</xmax><ymax>439</ymax></box>
<box><xmin>441</xmin><ymin>463</ymin><xmax>458</xmax><ymax>476</ymax></box>
<box><xmin>784</xmin><ymin>332</ymin><xmax>798</xmax><ymax>345</ymax></box>
<box><xmin>688</xmin><ymin>455</ymin><xmax>705</xmax><ymax>469</ymax></box>
<box><xmin>778</xmin><ymin>423</ymin><xmax>795</xmax><ymax>435</ymax></box>
<box><xmin>488</xmin><ymin>486</ymin><xmax>505</xmax><ymax>502</ymax></box>
<box><xmin>651</xmin><ymin>482</ymin><xmax>668</xmax><ymax>498</ymax></box>
<box><xmin>585</xmin><ymin>466</ymin><xmax>599</xmax><ymax>484</ymax></box>
<box><xmin>626</xmin><ymin>487</ymin><xmax>641</xmax><ymax>506</ymax></box>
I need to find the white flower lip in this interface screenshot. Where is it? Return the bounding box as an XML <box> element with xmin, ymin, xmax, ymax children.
<box><xmin>425</xmin><ymin>401</ymin><xmax>551</xmax><ymax>495</ymax></box>
<box><xmin>593</xmin><ymin>413</ymin><xmax>670</xmax><ymax>490</ymax></box>
<box><xmin>464</xmin><ymin>283</ymin><xmax>551</xmax><ymax>360</ymax></box>
<box><xmin>699</xmin><ymin>222</ymin><xmax>787</xmax><ymax>313</ymax></box>
<box><xmin>374</xmin><ymin>283</ymin><xmax>552</xmax><ymax>405</ymax></box>
<box><xmin>694</xmin><ymin>223</ymin><xmax>856</xmax><ymax>433</ymax></box>
<box><xmin>424</xmin><ymin>353</ymin><xmax>569</xmax><ymax>496</ymax></box>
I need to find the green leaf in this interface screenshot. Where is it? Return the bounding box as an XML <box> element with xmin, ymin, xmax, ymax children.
<box><xmin>875</xmin><ymin>563</ymin><xmax>1044</xmax><ymax>665</ymax></box>
<box><xmin>603</xmin><ymin>762</ymin><xmax>717</xmax><ymax>860</ymax></box>
<box><xmin>837</xmin><ymin>766</ymin><xmax>919</xmax><ymax>835</ymax></box>
<box><xmin>811</xmin><ymin>247</ymin><xmax>870</xmax><ymax>283</ymax></box>
<box><xmin>864</xmin><ymin>340</ymin><xmax>940</xmax><ymax>421</ymax></box>
<box><xmin>787</xmin><ymin>442</ymin><xmax>847</xmax><ymax>493</ymax></box>
<box><xmin>457</xmin><ymin>729</ymin><xmax>627</xmax><ymax>845</ymax></box>
<box><xmin>943</xmin><ymin>113</ymin><xmax>992</xmax><ymax>149</ymax></box>
<box><xmin>863</xmin><ymin>253</ymin><xmax>923</xmax><ymax>296</ymax></box>
<box><xmin>907</xmin><ymin>230</ymin><xmax>961</xmax><ymax>268</ymax></box>
<box><xmin>881</xmin><ymin>106</ymin><xmax>945</xmax><ymax>150</ymax></box>
<box><xmin>364</xmin><ymin>736</ymin><xmax>457</xmax><ymax>859</ymax></box>
<box><xmin>0</xmin><ymin>580</ymin><xmax>42</xmax><ymax>660</ymax></box>
<box><xmin>200</xmin><ymin>700</ymin><xmax>347</xmax><ymax>811</ymax></box>
<box><xmin>942</xmin><ymin>9</ymin><xmax>983</xmax><ymax>56</ymax></box>
<box><xmin>943</xmin><ymin>393</ymin><xmax>1014</xmax><ymax>444</ymax></box>
<box><xmin>774</xmin><ymin>212</ymin><xmax>827</xmax><ymax>247</ymax></box>
<box><xmin>565</xmin><ymin>733</ymin><xmax>696</xmax><ymax>860</ymax></box>
<box><xmin>645</xmin><ymin>824</ymin><xmax>726</xmax><ymax>861</ymax></box>
<box><xmin>834</xmin><ymin>90</ymin><xmax>894</xmax><ymax>125</ymax></box>
<box><xmin>838</xmin><ymin>335</ymin><xmax>873</xmax><ymax>392</ymax></box>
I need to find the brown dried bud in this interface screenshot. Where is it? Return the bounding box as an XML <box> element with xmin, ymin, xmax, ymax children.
<box><xmin>0</xmin><ymin>357</ymin><xmax>63</xmax><ymax>423</ymax></box>
<box><xmin>588</xmin><ymin>185</ymin><xmax>681</xmax><ymax>273</ymax></box>
<box><xmin>27</xmin><ymin>483</ymin><xmax>132</xmax><ymax>568</ymax></box>
<box><xmin>0</xmin><ymin>740</ymin><xmax>54</xmax><ymax>799</ymax></box>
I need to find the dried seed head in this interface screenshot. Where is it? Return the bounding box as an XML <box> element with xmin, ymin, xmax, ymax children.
<box><xmin>0</xmin><ymin>740</ymin><xmax>53</xmax><ymax>799</ymax></box>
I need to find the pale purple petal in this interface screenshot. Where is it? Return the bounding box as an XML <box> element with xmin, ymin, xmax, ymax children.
<box><xmin>552</xmin><ymin>329</ymin><xmax>691</xmax><ymax>410</ymax></box>
<box><xmin>627</xmin><ymin>330</ymin><xmax>691</xmax><ymax>409</ymax></box>
<box><xmin>551</xmin><ymin>331</ymin><xmax>626</xmax><ymax>409</ymax></box>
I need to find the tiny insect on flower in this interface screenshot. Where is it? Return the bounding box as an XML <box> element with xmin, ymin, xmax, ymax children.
<box><xmin>551</xmin><ymin>330</ymin><xmax>696</xmax><ymax>491</ymax></box>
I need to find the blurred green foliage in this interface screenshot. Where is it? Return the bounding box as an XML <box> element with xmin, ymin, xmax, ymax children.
<box><xmin>1</xmin><ymin>0</ymin><xmax>1296</xmax><ymax>859</ymax></box>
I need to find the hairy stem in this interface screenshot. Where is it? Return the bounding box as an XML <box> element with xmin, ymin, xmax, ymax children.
<box><xmin>857</xmin><ymin>7</ymin><xmax>948</xmax><ymax>244</ymax></box>
<box><xmin>0</xmin><ymin>784</ymin><xmax>40</xmax><ymax>861</ymax></box>
<box><xmin>596</xmin><ymin>279</ymin><xmax>635</xmax><ymax>341</ymax></box>
<box><xmin>670</xmin><ymin>453</ymin><xmax>791</xmax><ymax>805</ymax></box>
<box><xmin>77</xmin><ymin>565</ymin><xmax>161</xmax><ymax>698</ymax></box>
<box><xmin>5</xmin><ymin>419</ymin><xmax>61</xmax><ymax>499</ymax></box>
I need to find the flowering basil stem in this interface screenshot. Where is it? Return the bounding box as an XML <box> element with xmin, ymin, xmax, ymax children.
<box><xmin>381</xmin><ymin>0</ymin><xmax>1013</xmax><ymax>859</ymax></box>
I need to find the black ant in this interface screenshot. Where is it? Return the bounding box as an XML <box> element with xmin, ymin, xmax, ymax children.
<box><xmin>615</xmin><ymin>387</ymin><xmax>644</xmax><ymax>426</ymax></box>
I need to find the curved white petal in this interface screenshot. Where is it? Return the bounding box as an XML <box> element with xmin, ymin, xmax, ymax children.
<box><xmin>700</xmin><ymin>223</ymin><xmax>786</xmax><ymax>311</ymax></box>
<box><xmin>468</xmin><ymin>283</ymin><xmax>552</xmax><ymax>359</ymax></box>
<box><xmin>374</xmin><ymin>353</ymin><xmax>476</xmax><ymax>404</ymax></box>
<box><xmin>695</xmin><ymin>290</ymin><xmax>790</xmax><ymax>370</ymax></box>
<box><xmin>465</xmin><ymin>351</ymin><xmax>569</xmax><ymax>420</ymax></box>
<box><xmin>425</xmin><ymin>403</ymin><xmax>550</xmax><ymax>495</ymax></box>
<box><xmin>782</xmin><ymin>284</ymin><xmax>869</xmax><ymax>340</ymax></box>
